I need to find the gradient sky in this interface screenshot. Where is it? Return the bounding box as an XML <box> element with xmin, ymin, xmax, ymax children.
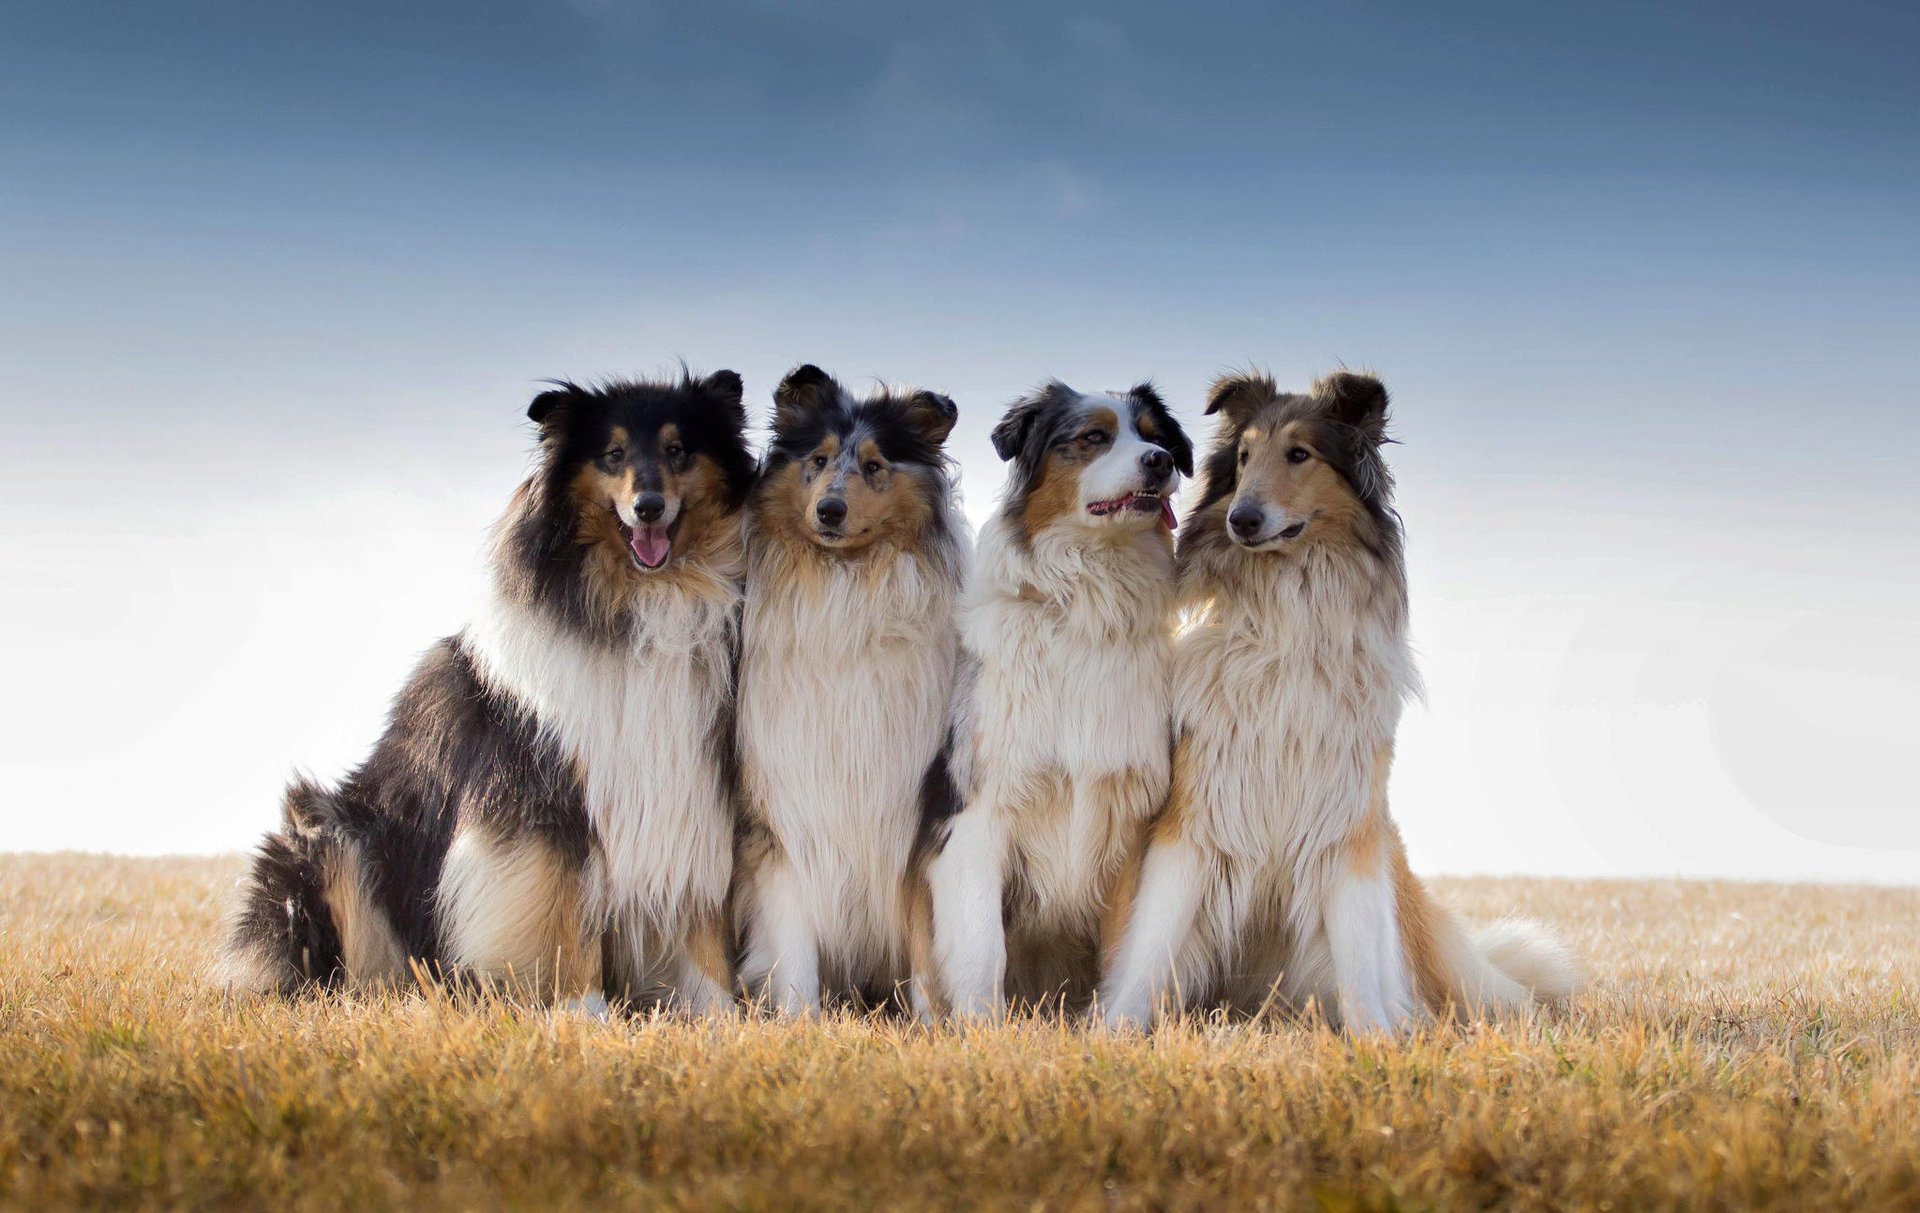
<box><xmin>3</xmin><ymin>1</ymin><xmax>1916</xmax><ymax>879</ymax></box>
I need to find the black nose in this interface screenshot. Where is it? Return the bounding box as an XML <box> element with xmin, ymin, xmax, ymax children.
<box><xmin>1228</xmin><ymin>504</ymin><xmax>1264</xmax><ymax>539</ymax></box>
<box><xmin>816</xmin><ymin>497</ymin><xmax>847</xmax><ymax>528</ymax></box>
<box><xmin>1140</xmin><ymin>448</ymin><xmax>1172</xmax><ymax>476</ymax></box>
<box><xmin>634</xmin><ymin>493</ymin><xmax>666</xmax><ymax>525</ymax></box>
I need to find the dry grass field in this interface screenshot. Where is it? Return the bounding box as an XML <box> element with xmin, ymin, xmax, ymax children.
<box><xmin>1</xmin><ymin>854</ymin><xmax>1916</xmax><ymax>1211</ymax></box>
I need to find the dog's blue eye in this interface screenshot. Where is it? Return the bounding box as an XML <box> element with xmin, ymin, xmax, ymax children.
<box><xmin>1083</xmin><ymin>430</ymin><xmax>1109</xmax><ymax>446</ymax></box>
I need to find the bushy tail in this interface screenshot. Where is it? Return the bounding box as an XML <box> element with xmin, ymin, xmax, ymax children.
<box><xmin>1474</xmin><ymin>917</ymin><xmax>1582</xmax><ymax>1003</ymax></box>
<box><xmin>213</xmin><ymin>779</ymin><xmax>350</xmax><ymax>995</ymax></box>
<box><xmin>1429</xmin><ymin>904</ymin><xmax>1583</xmax><ymax>1016</ymax></box>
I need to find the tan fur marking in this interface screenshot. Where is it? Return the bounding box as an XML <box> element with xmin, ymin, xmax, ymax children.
<box><xmin>439</xmin><ymin>832</ymin><xmax>600</xmax><ymax>1001</ymax></box>
<box><xmin>902</xmin><ymin>867</ymin><xmax>940</xmax><ymax>1015</ymax></box>
<box><xmin>322</xmin><ymin>843</ymin><xmax>408</xmax><ymax>989</ymax></box>
<box><xmin>681</xmin><ymin>906</ymin><xmax>732</xmax><ymax>992</ymax></box>
<box><xmin>1394</xmin><ymin>840</ymin><xmax>1448</xmax><ymax>1012</ymax></box>
<box><xmin>1097</xmin><ymin>816</ymin><xmax>1151</xmax><ymax>970</ymax></box>
<box><xmin>1231</xmin><ymin>418</ymin><xmax>1368</xmax><ymax>553</ymax></box>
<box><xmin>1149</xmin><ymin>736</ymin><xmax>1197</xmax><ymax>845</ymax></box>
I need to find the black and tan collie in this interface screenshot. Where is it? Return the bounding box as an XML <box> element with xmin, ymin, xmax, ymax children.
<box><xmin>923</xmin><ymin>380</ymin><xmax>1193</xmax><ymax>1017</ymax></box>
<box><xmin>1100</xmin><ymin>371</ymin><xmax>1580</xmax><ymax>1031</ymax></box>
<box><xmin>733</xmin><ymin>365</ymin><xmax>967</xmax><ymax>1014</ymax></box>
<box><xmin>217</xmin><ymin>371</ymin><xmax>755</xmax><ymax>1013</ymax></box>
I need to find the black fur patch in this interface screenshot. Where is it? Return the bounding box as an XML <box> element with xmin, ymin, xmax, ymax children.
<box><xmin>765</xmin><ymin>364</ymin><xmax>959</xmax><ymax>472</ymax></box>
<box><xmin>989</xmin><ymin>379</ymin><xmax>1193</xmax><ymax>546</ymax></box>
<box><xmin>501</xmin><ymin>370</ymin><xmax>755</xmax><ymax>644</ymax></box>
<box><xmin>757</xmin><ymin>364</ymin><xmax>962</xmax><ymax>546</ymax></box>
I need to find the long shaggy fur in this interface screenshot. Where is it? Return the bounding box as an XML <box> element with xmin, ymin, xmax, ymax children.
<box><xmin>1100</xmin><ymin>370</ymin><xmax>1582</xmax><ymax>1031</ymax></box>
<box><xmin>218</xmin><ymin>371</ymin><xmax>754</xmax><ymax>1012</ymax></box>
<box><xmin>925</xmin><ymin>381</ymin><xmax>1193</xmax><ymax>1016</ymax></box>
<box><xmin>733</xmin><ymin>366</ymin><xmax>968</xmax><ymax>1013</ymax></box>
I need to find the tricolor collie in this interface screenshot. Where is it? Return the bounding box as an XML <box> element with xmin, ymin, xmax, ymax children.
<box><xmin>217</xmin><ymin>372</ymin><xmax>755</xmax><ymax>1013</ymax></box>
<box><xmin>734</xmin><ymin>366</ymin><xmax>966</xmax><ymax>1014</ymax></box>
<box><xmin>1100</xmin><ymin>371</ymin><xmax>1580</xmax><ymax>1032</ymax></box>
<box><xmin>925</xmin><ymin>380</ymin><xmax>1193</xmax><ymax>1016</ymax></box>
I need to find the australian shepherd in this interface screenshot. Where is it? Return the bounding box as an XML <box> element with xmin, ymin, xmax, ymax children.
<box><xmin>217</xmin><ymin>371</ymin><xmax>756</xmax><ymax>1013</ymax></box>
<box><xmin>1099</xmin><ymin>370</ymin><xmax>1580</xmax><ymax>1032</ymax></box>
<box><xmin>733</xmin><ymin>365</ymin><xmax>967</xmax><ymax>1014</ymax></box>
<box><xmin>923</xmin><ymin>380</ymin><xmax>1193</xmax><ymax>1017</ymax></box>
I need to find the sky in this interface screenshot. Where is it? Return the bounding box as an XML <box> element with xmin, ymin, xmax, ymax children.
<box><xmin>2</xmin><ymin>0</ymin><xmax>1916</xmax><ymax>881</ymax></box>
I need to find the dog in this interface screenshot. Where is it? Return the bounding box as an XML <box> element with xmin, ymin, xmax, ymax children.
<box><xmin>1099</xmin><ymin>370</ymin><xmax>1580</xmax><ymax>1031</ymax></box>
<box><xmin>733</xmin><ymin>365</ymin><xmax>967</xmax><ymax>1014</ymax></box>
<box><xmin>216</xmin><ymin>371</ymin><xmax>756</xmax><ymax>1014</ymax></box>
<box><xmin>922</xmin><ymin>380</ymin><xmax>1193</xmax><ymax>1016</ymax></box>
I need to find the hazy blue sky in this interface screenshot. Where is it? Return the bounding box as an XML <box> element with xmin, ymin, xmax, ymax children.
<box><xmin>3</xmin><ymin>1</ymin><xmax>1916</xmax><ymax>878</ymax></box>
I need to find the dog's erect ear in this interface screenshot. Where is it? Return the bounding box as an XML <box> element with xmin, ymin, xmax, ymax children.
<box><xmin>1130</xmin><ymin>381</ymin><xmax>1193</xmax><ymax>477</ymax></box>
<box><xmin>904</xmin><ymin>390</ymin><xmax>959</xmax><ymax>447</ymax></box>
<box><xmin>528</xmin><ymin>383</ymin><xmax>579</xmax><ymax>427</ymax></box>
<box><xmin>773</xmin><ymin>364</ymin><xmax>840</xmax><ymax>434</ymax></box>
<box><xmin>698</xmin><ymin>368</ymin><xmax>747</xmax><ymax>429</ymax></box>
<box><xmin>1315</xmin><ymin>371</ymin><xmax>1390</xmax><ymax>443</ymax></box>
<box><xmin>1203</xmin><ymin>372</ymin><xmax>1273</xmax><ymax>428</ymax></box>
<box><xmin>992</xmin><ymin>381</ymin><xmax>1073</xmax><ymax>463</ymax></box>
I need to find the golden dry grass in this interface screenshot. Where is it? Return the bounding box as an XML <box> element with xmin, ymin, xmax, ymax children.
<box><xmin>2</xmin><ymin>854</ymin><xmax>1916</xmax><ymax>1211</ymax></box>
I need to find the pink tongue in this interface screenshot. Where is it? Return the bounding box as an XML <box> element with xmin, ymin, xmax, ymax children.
<box><xmin>1160</xmin><ymin>499</ymin><xmax>1177</xmax><ymax>530</ymax></box>
<box><xmin>631</xmin><ymin>525</ymin><xmax>671</xmax><ymax>568</ymax></box>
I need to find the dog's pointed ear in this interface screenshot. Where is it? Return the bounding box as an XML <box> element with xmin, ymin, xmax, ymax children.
<box><xmin>992</xmin><ymin>381</ymin><xmax>1071</xmax><ymax>462</ymax></box>
<box><xmin>1130</xmin><ymin>381</ymin><xmax>1193</xmax><ymax>477</ymax></box>
<box><xmin>905</xmin><ymin>390</ymin><xmax>959</xmax><ymax>447</ymax></box>
<box><xmin>1203</xmin><ymin>373</ymin><xmax>1272</xmax><ymax>428</ymax></box>
<box><xmin>773</xmin><ymin>364</ymin><xmax>840</xmax><ymax>434</ymax></box>
<box><xmin>1315</xmin><ymin>371</ymin><xmax>1390</xmax><ymax>442</ymax></box>
<box><xmin>697</xmin><ymin>368</ymin><xmax>746</xmax><ymax>429</ymax></box>
<box><xmin>528</xmin><ymin>383</ymin><xmax>579</xmax><ymax>427</ymax></box>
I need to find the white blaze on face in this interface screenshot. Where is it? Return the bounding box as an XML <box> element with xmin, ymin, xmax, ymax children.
<box><xmin>1074</xmin><ymin>392</ymin><xmax>1180</xmax><ymax>530</ymax></box>
<box><xmin>614</xmin><ymin>492</ymin><xmax>681</xmax><ymax>570</ymax></box>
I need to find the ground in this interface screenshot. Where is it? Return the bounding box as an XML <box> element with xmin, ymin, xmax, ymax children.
<box><xmin>1</xmin><ymin>854</ymin><xmax>1915</xmax><ymax>1211</ymax></box>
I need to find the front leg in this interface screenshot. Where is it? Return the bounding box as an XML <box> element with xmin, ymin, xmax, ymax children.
<box><xmin>1322</xmin><ymin>846</ymin><xmax>1417</xmax><ymax>1035</ymax></box>
<box><xmin>671</xmin><ymin>905</ymin><xmax>736</xmax><ymax>1018</ymax></box>
<box><xmin>1099</xmin><ymin>829</ymin><xmax>1209</xmax><ymax>1028</ymax></box>
<box><xmin>926</xmin><ymin>807</ymin><xmax>1009</xmax><ymax>1020</ymax></box>
<box><xmin>737</xmin><ymin>853</ymin><xmax>821</xmax><ymax>1016</ymax></box>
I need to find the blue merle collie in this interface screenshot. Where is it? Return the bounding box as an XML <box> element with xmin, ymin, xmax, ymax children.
<box><xmin>733</xmin><ymin>365</ymin><xmax>967</xmax><ymax>1014</ymax></box>
<box><xmin>924</xmin><ymin>381</ymin><xmax>1193</xmax><ymax>1018</ymax></box>
<box><xmin>216</xmin><ymin>371</ymin><xmax>756</xmax><ymax>1013</ymax></box>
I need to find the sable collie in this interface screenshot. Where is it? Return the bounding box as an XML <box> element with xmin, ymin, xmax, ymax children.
<box><xmin>1100</xmin><ymin>371</ymin><xmax>1580</xmax><ymax>1032</ymax></box>
<box><xmin>924</xmin><ymin>380</ymin><xmax>1193</xmax><ymax>1017</ymax></box>
<box><xmin>733</xmin><ymin>366</ymin><xmax>967</xmax><ymax>1014</ymax></box>
<box><xmin>217</xmin><ymin>371</ymin><xmax>756</xmax><ymax>1013</ymax></box>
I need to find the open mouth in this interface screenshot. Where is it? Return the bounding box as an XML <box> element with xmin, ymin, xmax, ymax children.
<box><xmin>1087</xmin><ymin>490</ymin><xmax>1177</xmax><ymax>530</ymax></box>
<box><xmin>615</xmin><ymin>514</ymin><xmax>677</xmax><ymax>570</ymax></box>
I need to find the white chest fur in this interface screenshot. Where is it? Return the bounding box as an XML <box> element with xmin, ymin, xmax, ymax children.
<box><xmin>1175</xmin><ymin>551</ymin><xmax>1416</xmax><ymax>875</ymax></box>
<box><xmin>960</xmin><ymin>519</ymin><xmax>1176</xmax><ymax>925</ymax></box>
<box><xmin>462</xmin><ymin>585</ymin><xmax>738</xmax><ymax>933</ymax></box>
<box><xmin>738</xmin><ymin>547</ymin><xmax>959</xmax><ymax>955</ymax></box>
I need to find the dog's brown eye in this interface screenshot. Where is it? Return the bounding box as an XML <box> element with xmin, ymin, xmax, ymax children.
<box><xmin>665</xmin><ymin>442</ymin><xmax>685</xmax><ymax>461</ymax></box>
<box><xmin>1238</xmin><ymin>448</ymin><xmax>1249</xmax><ymax>466</ymax></box>
<box><xmin>605</xmin><ymin>447</ymin><xmax>626</xmax><ymax>466</ymax></box>
<box><xmin>863</xmin><ymin>460</ymin><xmax>882</xmax><ymax>476</ymax></box>
<box><xmin>811</xmin><ymin>455</ymin><xmax>828</xmax><ymax>471</ymax></box>
<box><xmin>1287</xmin><ymin>447</ymin><xmax>1311</xmax><ymax>464</ymax></box>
